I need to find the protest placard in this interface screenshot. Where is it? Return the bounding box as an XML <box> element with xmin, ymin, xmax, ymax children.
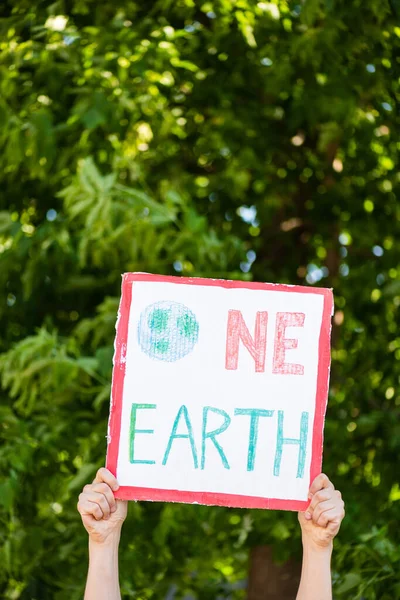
<box><xmin>106</xmin><ymin>273</ymin><xmax>333</xmax><ymax>511</ymax></box>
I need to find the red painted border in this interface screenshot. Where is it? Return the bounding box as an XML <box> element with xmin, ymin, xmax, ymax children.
<box><xmin>106</xmin><ymin>273</ymin><xmax>333</xmax><ymax>511</ymax></box>
<box><xmin>309</xmin><ymin>289</ymin><xmax>333</xmax><ymax>488</ymax></box>
<box><xmin>116</xmin><ymin>486</ymin><xmax>308</xmax><ymax>511</ymax></box>
<box><xmin>106</xmin><ymin>278</ymin><xmax>132</xmax><ymax>476</ymax></box>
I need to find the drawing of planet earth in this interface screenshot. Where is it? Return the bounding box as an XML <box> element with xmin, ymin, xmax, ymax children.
<box><xmin>137</xmin><ymin>301</ymin><xmax>199</xmax><ymax>362</ymax></box>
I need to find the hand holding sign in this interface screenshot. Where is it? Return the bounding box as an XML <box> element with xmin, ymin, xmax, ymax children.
<box><xmin>106</xmin><ymin>274</ymin><xmax>333</xmax><ymax>511</ymax></box>
<box><xmin>299</xmin><ymin>473</ymin><xmax>345</xmax><ymax>549</ymax></box>
<box><xmin>78</xmin><ymin>470</ymin><xmax>345</xmax><ymax>600</ymax></box>
<box><xmin>77</xmin><ymin>468</ymin><xmax>127</xmax><ymax>545</ymax></box>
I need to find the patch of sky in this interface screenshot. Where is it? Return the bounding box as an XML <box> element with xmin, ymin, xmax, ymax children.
<box><xmin>338</xmin><ymin>232</ymin><xmax>351</xmax><ymax>245</ymax></box>
<box><xmin>46</xmin><ymin>209</ymin><xmax>57</xmax><ymax>222</ymax></box>
<box><xmin>173</xmin><ymin>261</ymin><xmax>183</xmax><ymax>272</ymax></box>
<box><xmin>372</xmin><ymin>245</ymin><xmax>384</xmax><ymax>257</ymax></box>
<box><xmin>237</xmin><ymin>205</ymin><xmax>258</xmax><ymax>226</ymax></box>
<box><xmin>306</xmin><ymin>264</ymin><xmax>329</xmax><ymax>284</ymax></box>
<box><xmin>261</xmin><ymin>57</ymin><xmax>273</xmax><ymax>66</ymax></box>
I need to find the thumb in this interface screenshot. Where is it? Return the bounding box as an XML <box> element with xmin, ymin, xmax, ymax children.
<box><xmin>298</xmin><ymin>511</ymin><xmax>312</xmax><ymax>526</ymax></box>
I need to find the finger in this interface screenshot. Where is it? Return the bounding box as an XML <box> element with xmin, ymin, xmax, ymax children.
<box><xmin>312</xmin><ymin>500</ymin><xmax>336</xmax><ymax>526</ymax></box>
<box><xmin>309</xmin><ymin>473</ymin><xmax>334</xmax><ymax>497</ymax></box>
<box><xmin>326</xmin><ymin>500</ymin><xmax>345</xmax><ymax>528</ymax></box>
<box><xmin>319</xmin><ymin>506</ymin><xmax>345</xmax><ymax>529</ymax></box>
<box><xmin>81</xmin><ymin>491</ymin><xmax>111</xmax><ymax>519</ymax></box>
<box><xmin>305</xmin><ymin>481</ymin><xmax>336</xmax><ymax>519</ymax></box>
<box><xmin>327</xmin><ymin>508</ymin><xmax>345</xmax><ymax>535</ymax></box>
<box><xmin>77</xmin><ymin>498</ymin><xmax>104</xmax><ymax>521</ymax></box>
<box><xmin>91</xmin><ymin>482</ymin><xmax>117</xmax><ymax>513</ymax></box>
<box><xmin>94</xmin><ymin>467</ymin><xmax>120</xmax><ymax>491</ymax></box>
<box><xmin>299</xmin><ymin>510</ymin><xmax>312</xmax><ymax>523</ymax></box>
<box><xmin>313</xmin><ymin>497</ymin><xmax>345</xmax><ymax>527</ymax></box>
<box><xmin>308</xmin><ymin>489</ymin><xmax>343</xmax><ymax>516</ymax></box>
<box><xmin>308</xmin><ymin>489</ymin><xmax>332</xmax><ymax>512</ymax></box>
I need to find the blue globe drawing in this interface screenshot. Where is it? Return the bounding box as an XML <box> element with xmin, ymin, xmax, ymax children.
<box><xmin>138</xmin><ymin>301</ymin><xmax>199</xmax><ymax>362</ymax></box>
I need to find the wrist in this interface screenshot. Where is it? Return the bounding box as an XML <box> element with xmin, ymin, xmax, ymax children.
<box><xmin>302</xmin><ymin>538</ymin><xmax>333</xmax><ymax>556</ymax></box>
<box><xmin>89</xmin><ymin>531</ymin><xmax>121</xmax><ymax>552</ymax></box>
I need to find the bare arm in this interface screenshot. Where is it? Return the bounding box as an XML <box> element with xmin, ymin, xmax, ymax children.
<box><xmin>77</xmin><ymin>468</ymin><xmax>128</xmax><ymax>600</ymax></box>
<box><xmin>297</xmin><ymin>542</ymin><xmax>333</xmax><ymax>600</ymax></box>
<box><xmin>296</xmin><ymin>474</ymin><xmax>345</xmax><ymax>600</ymax></box>
<box><xmin>86</xmin><ymin>535</ymin><xmax>121</xmax><ymax>600</ymax></box>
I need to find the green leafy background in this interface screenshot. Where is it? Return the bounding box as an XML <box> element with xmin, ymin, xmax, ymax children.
<box><xmin>1</xmin><ymin>0</ymin><xmax>399</xmax><ymax>598</ymax></box>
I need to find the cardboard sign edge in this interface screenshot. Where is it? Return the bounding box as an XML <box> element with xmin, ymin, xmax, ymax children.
<box><xmin>106</xmin><ymin>273</ymin><xmax>333</xmax><ymax>512</ymax></box>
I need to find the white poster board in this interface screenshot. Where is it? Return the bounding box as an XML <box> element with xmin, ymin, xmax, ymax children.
<box><xmin>106</xmin><ymin>273</ymin><xmax>333</xmax><ymax>511</ymax></box>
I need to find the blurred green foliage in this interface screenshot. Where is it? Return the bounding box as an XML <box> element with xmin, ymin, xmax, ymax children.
<box><xmin>0</xmin><ymin>0</ymin><xmax>399</xmax><ymax>598</ymax></box>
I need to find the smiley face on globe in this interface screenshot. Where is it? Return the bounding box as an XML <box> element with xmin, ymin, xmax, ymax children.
<box><xmin>137</xmin><ymin>301</ymin><xmax>199</xmax><ymax>362</ymax></box>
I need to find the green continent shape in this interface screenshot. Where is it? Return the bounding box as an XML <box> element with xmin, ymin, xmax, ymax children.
<box><xmin>177</xmin><ymin>312</ymin><xmax>199</xmax><ymax>339</ymax></box>
<box><xmin>148</xmin><ymin>308</ymin><xmax>170</xmax><ymax>333</ymax></box>
<box><xmin>154</xmin><ymin>339</ymin><xmax>170</xmax><ymax>354</ymax></box>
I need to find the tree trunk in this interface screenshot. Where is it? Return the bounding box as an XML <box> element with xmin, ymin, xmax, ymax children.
<box><xmin>247</xmin><ymin>546</ymin><xmax>301</xmax><ymax>600</ymax></box>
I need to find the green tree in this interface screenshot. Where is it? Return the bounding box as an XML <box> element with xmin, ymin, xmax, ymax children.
<box><xmin>0</xmin><ymin>1</ymin><xmax>399</xmax><ymax>598</ymax></box>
